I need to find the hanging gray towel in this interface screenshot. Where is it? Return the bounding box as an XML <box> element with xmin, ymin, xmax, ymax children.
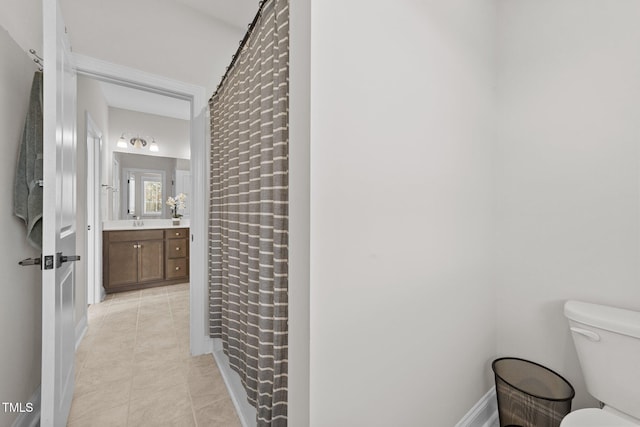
<box><xmin>14</xmin><ymin>71</ymin><xmax>44</xmax><ymax>250</ymax></box>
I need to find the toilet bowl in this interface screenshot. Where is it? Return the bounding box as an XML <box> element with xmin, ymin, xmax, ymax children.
<box><xmin>561</xmin><ymin>301</ymin><xmax>640</xmax><ymax>426</ymax></box>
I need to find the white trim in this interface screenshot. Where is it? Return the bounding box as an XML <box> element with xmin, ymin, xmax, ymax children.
<box><xmin>211</xmin><ymin>341</ymin><xmax>257</xmax><ymax>427</ymax></box>
<box><xmin>288</xmin><ymin>0</ymin><xmax>311</xmax><ymax>424</ymax></box>
<box><xmin>73</xmin><ymin>54</ymin><xmax>202</xmax><ymax>100</ymax></box>
<box><xmin>74</xmin><ymin>313</ymin><xmax>88</xmax><ymax>350</ymax></box>
<box><xmin>72</xmin><ymin>53</ymin><xmax>210</xmax><ymax>356</ymax></box>
<box><xmin>455</xmin><ymin>387</ymin><xmax>499</xmax><ymax>427</ymax></box>
<box><xmin>11</xmin><ymin>386</ymin><xmax>41</xmax><ymax>427</ymax></box>
<box><xmin>189</xmin><ymin>87</ymin><xmax>211</xmax><ymax>356</ymax></box>
<box><xmin>85</xmin><ymin>112</ymin><xmax>104</xmax><ymax>306</ymax></box>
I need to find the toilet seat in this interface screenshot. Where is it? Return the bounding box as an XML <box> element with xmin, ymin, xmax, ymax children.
<box><xmin>561</xmin><ymin>408</ymin><xmax>639</xmax><ymax>426</ymax></box>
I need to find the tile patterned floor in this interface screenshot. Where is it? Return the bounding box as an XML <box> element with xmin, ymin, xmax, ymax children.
<box><xmin>69</xmin><ymin>284</ymin><xmax>242</xmax><ymax>427</ymax></box>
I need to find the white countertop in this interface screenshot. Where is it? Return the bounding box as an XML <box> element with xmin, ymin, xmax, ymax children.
<box><xmin>102</xmin><ymin>219</ymin><xmax>190</xmax><ymax>231</ymax></box>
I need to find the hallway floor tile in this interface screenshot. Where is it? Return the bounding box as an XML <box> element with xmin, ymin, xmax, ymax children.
<box><xmin>68</xmin><ymin>283</ymin><xmax>242</xmax><ymax>427</ymax></box>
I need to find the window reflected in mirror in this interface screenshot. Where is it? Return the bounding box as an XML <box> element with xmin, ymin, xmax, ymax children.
<box><xmin>128</xmin><ymin>174</ymin><xmax>136</xmax><ymax>215</ymax></box>
<box><xmin>143</xmin><ymin>177</ymin><xmax>162</xmax><ymax>215</ymax></box>
<box><xmin>125</xmin><ymin>170</ymin><xmax>164</xmax><ymax>218</ymax></box>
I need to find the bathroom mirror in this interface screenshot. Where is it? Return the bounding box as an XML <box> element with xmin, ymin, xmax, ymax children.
<box><xmin>113</xmin><ymin>152</ymin><xmax>190</xmax><ymax>220</ymax></box>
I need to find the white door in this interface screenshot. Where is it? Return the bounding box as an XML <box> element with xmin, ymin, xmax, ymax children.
<box><xmin>86</xmin><ymin>114</ymin><xmax>104</xmax><ymax>304</ymax></box>
<box><xmin>41</xmin><ymin>0</ymin><xmax>78</xmax><ymax>425</ymax></box>
<box><xmin>175</xmin><ymin>169</ymin><xmax>191</xmax><ymax>218</ymax></box>
<box><xmin>112</xmin><ymin>158</ymin><xmax>120</xmax><ymax>219</ymax></box>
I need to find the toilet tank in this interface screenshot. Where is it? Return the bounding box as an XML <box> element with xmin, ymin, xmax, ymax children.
<box><xmin>564</xmin><ymin>301</ymin><xmax>640</xmax><ymax>420</ymax></box>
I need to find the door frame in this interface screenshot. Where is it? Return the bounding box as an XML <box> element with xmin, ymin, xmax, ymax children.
<box><xmin>76</xmin><ymin>53</ymin><xmax>212</xmax><ymax>356</ymax></box>
<box><xmin>112</xmin><ymin>158</ymin><xmax>120</xmax><ymax>219</ymax></box>
<box><xmin>175</xmin><ymin>169</ymin><xmax>191</xmax><ymax>218</ymax></box>
<box><xmin>85</xmin><ymin>112</ymin><xmax>104</xmax><ymax>306</ymax></box>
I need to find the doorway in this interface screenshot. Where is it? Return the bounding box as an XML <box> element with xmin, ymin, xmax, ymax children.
<box><xmin>75</xmin><ymin>55</ymin><xmax>211</xmax><ymax>357</ymax></box>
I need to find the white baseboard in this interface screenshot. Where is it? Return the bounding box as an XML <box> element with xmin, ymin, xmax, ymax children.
<box><xmin>75</xmin><ymin>313</ymin><xmax>88</xmax><ymax>350</ymax></box>
<box><xmin>455</xmin><ymin>387</ymin><xmax>499</xmax><ymax>427</ymax></box>
<box><xmin>191</xmin><ymin>334</ymin><xmax>214</xmax><ymax>357</ymax></box>
<box><xmin>10</xmin><ymin>386</ymin><xmax>40</xmax><ymax>427</ymax></box>
<box><xmin>211</xmin><ymin>340</ymin><xmax>257</xmax><ymax>427</ymax></box>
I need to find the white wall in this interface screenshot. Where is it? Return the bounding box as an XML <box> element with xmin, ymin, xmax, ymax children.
<box><xmin>176</xmin><ymin>158</ymin><xmax>191</xmax><ymax>171</ymax></box>
<box><xmin>109</xmin><ymin>107</ymin><xmax>190</xmax><ymax>160</ymax></box>
<box><xmin>495</xmin><ymin>0</ymin><xmax>640</xmax><ymax>410</ymax></box>
<box><xmin>0</xmin><ymin>0</ymin><xmax>41</xmax><ymax>56</ymax></box>
<box><xmin>0</xmin><ymin>27</ymin><xmax>42</xmax><ymax>427</ymax></box>
<box><xmin>308</xmin><ymin>1</ymin><xmax>497</xmax><ymax>425</ymax></box>
<box><xmin>76</xmin><ymin>75</ymin><xmax>109</xmax><ymax>326</ymax></box>
<box><xmin>288</xmin><ymin>0</ymin><xmax>311</xmax><ymax>425</ymax></box>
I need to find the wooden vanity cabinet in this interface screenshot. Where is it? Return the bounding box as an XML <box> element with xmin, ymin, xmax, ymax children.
<box><xmin>166</xmin><ymin>228</ymin><xmax>189</xmax><ymax>281</ymax></box>
<box><xmin>103</xmin><ymin>228</ymin><xmax>189</xmax><ymax>293</ymax></box>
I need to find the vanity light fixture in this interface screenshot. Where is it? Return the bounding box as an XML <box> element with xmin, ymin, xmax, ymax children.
<box><xmin>117</xmin><ymin>134</ymin><xmax>128</xmax><ymax>148</ymax></box>
<box><xmin>130</xmin><ymin>136</ymin><xmax>147</xmax><ymax>149</ymax></box>
<box><xmin>117</xmin><ymin>133</ymin><xmax>159</xmax><ymax>152</ymax></box>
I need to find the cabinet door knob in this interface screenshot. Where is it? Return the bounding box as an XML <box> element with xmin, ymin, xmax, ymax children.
<box><xmin>176</xmin><ymin>247</ymin><xmax>180</xmax><ymax>251</ymax></box>
<box><xmin>175</xmin><ymin>266</ymin><xmax>180</xmax><ymax>271</ymax></box>
<box><xmin>175</xmin><ymin>232</ymin><xmax>180</xmax><ymax>236</ymax></box>
<box><xmin>133</xmin><ymin>244</ymin><xmax>138</xmax><ymax>248</ymax></box>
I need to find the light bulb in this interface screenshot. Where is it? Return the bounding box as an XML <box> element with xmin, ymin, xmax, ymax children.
<box><xmin>117</xmin><ymin>135</ymin><xmax>128</xmax><ymax>148</ymax></box>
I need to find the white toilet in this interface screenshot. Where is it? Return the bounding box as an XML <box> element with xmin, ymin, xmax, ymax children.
<box><xmin>561</xmin><ymin>300</ymin><xmax>640</xmax><ymax>426</ymax></box>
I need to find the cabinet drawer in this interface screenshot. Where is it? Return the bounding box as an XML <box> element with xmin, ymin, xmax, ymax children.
<box><xmin>107</xmin><ymin>230</ymin><xmax>164</xmax><ymax>242</ymax></box>
<box><xmin>167</xmin><ymin>239</ymin><xmax>188</xmax><ymax>259</ymax></box>
<box><xmin>167</xmin><ymin>228</ymin><xmax>188</xmax><ymax>239</ymax></box>
<box><xmin>166</xmin><ymin>258</ymin><xmax>188</xmax><ymax>279</ymax></box>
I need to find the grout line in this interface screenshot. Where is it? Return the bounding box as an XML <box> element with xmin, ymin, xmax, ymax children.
<box><xmin>168</xmin><ymin>285</ymin><xmax>199</xmax><ymax>426</ymax></box>
<box><xmin>125</xmin><ymin>294</ymin><xmax>141</xmax><ymax>427</ymax></box>
<box><xmin>72</xmin><ymin>284</ymin><xmax>220</xmax><ymax>426</ymax></box>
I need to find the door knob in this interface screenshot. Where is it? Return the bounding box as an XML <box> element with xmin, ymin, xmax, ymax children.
<box><xmin>19</xmin><ymin>255</ymin><xmax>54</xmax><ymax>269</ymax></box>
<box><xmin>19</xmin><ymin>257</ymin><xmax>41</xmax><ymax>267</ymax></box>
<box><xmin>55</xmin><ymin>253</ymin><xmax>80</xmax><ymax>268</ymax></box>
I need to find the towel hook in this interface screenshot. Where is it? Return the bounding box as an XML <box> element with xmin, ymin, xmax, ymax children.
<box><xmin>28</xmin><ymin>49</ymin><xmax>44</xmax><ymax>71</ymax></box>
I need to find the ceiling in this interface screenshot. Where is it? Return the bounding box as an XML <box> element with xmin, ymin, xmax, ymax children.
<box><xmin>60</xmin><ymin>0</ymin><xmax>259</xmax><ymax>94</ymax></box>
<box><xmin>1</xmin><ymin>0</ymin><xmax>258</xmax><ymax>153</ymax></box>
<box><xmin>99</xmin><ymin>81</ymin><xmax>191</xmax><ymax>121</ymax></box>
<box><xmin>171</xmin><ymin>0</ymin><xmax>258</xmax><ymax>30</ymax></box>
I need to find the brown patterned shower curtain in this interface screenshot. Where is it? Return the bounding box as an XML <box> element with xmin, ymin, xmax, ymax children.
<box><xmin>208</xmin><ymin>0</ymin><xmax>289</xmax><ymax>426</ymax></box>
